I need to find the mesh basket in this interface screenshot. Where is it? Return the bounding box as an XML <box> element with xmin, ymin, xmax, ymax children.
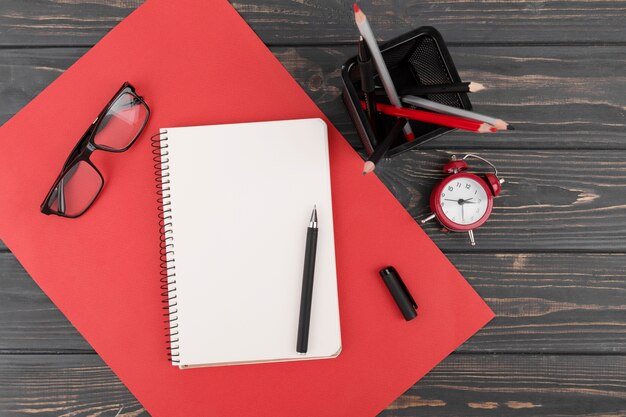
<box><xmin>342</xmin><ymin>26</ymin><xmax>471</xmax><ymax>157</ymax></box>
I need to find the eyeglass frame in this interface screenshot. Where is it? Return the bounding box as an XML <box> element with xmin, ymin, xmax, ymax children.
<box><xmin>40</xmin><ymin>82</ymin><xmax>150</xmax><ymax>218</ymax></box>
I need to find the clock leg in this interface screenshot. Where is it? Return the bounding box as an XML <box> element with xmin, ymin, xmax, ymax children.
<box><xmin>468</xmin><ymin>230</ymin><xmax>476</xmax><ymax>246</ymax></box>
<box><xmin>421</xmin><ymin>213</ymin><xmax>436</xmax><ymax>224</ymax></box>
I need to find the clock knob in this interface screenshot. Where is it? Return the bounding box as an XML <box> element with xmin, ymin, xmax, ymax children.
<box><xmin>443</xmin><ymin>160</ymin><xmax>468</xmax><ymax>174</ymax></box>
<box><xmin>484</xmin><ymin>173</ymin><xmax>502</xmax><ymax>196</ymax></box>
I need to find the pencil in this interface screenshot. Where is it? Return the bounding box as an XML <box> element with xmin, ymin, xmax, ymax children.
<box><xmin>353</xmin><ymin>3</ymin><xmax>415</xmax><ymax>141</ymax></box>
<box><xmin>369</xmin><ymin>102</ymin><xmax>497</xmax><ymax>133</ymax></box>
<box><xmin>401</xmin><ymin>95</ymin><xmax>513</xmax><ymax>131</ymax></box>
<box><xmin>374</xmin><ymin>82</ymin><xmax>485</xmax><ymax>97</ymax></box>
<box><xmin>363</xmin><ymin>117</ymin><xmax>406</xmax><ymax>175</ymax></box>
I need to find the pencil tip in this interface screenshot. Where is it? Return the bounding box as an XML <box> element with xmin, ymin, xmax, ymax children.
<box><xmin>479</xmin><ymin>123</ymin><xmax>497</xmax><ymax>133</ymax></box>
<box><xmin>362</xmin><ymin>161</ymin><xmax>375</xmax><ymax>175</ymax></box>
<box><xmin>507</xmin><ymin>124</ymin><xmax>515</xmax><ymax>130</ymax></box>
<box><xmin>493</xmin><ymin>119</ymin><xmax>508</xmax><ymax>130</ymax></box>
<box><xmin>470</xmin><ymin>82</ymin><xmax>485</xmax><ymax>92</ymax></box>
<box><xmin>353</xmin><ymin>3</ymin><xmax>359</xmax><ymax>13</ymax></box>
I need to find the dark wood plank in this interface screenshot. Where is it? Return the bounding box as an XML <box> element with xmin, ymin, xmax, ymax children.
<box><xmin>454</xmin><ymin>253</ymin><xmax>626</xmax><ymax>353</ymax></box>
<box><xmin>233</xmin><ymin>0</ymin><xmax>626</xmax><ymax>45</ymax></box>
<box><xmin>377</xmin><ymin>149</ymin><xmax>626</xmax><ymax>251</ymax></box>
<box><xmin>0</xmin><ymin>48</ymin><xmax>81</xmax><ymax>128</ymax></box>
<box><xmin>2</xmin><ymin>1</ymin><xmax>626</xmax><ymax>46</ymax></box>
<box><xmin>382</xmin><ymin>354</ymin><xmax>626</xmax><ymax>417</ymax></box>
<box><xmin>1</xmin><ymin>353</ymin><xmax>624</xmax><ymax>417</ymax></box>
<box><xmin>275</xmin><ymin>45</ymin><xmax>626</xmax><ymax>150</ymax></box>
<box><xmin>3</xmin><ymin>251</ymin><xmax>626</xmax><ymax>353</ymax></box>
<box><xmin>0</xmin><ymin>354</ymin><xmax>146</xmax><ymax>417</ymax></box>
<box><xmin>2</xmin><ymin>45</ymin><xmax>625</xmax><ymax>150</ymax></box>
<box><xmin>0</xmin><ymin>0</ymin><xmax>142</xmax><ymax>46</ymax></box>
<box><xmin>0</xmin><ymin>253</ymin><xmax>91</xmax><ymax>352</ymax></box>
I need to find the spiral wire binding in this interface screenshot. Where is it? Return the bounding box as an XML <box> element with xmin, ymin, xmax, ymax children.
<box><xmin>151</xmin><ymin>130</ymin><xmax>179</xmax><ymax>364</ymax></box>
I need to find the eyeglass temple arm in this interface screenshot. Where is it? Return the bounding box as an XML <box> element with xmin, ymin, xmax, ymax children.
<box><xmin>53</xmin><ymin>163</ymin><xmax>80</xmax><ymax>216</ymax></box>
<box><xmin>58</xmin><ymin>179</ymin><xmax>66</xmax><ymax>215</ymax></box>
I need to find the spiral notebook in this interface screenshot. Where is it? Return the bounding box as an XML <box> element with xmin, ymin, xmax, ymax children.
<box><xmin>156</xmin><ymin>118</ymin><xmax>342</xmax><ymax>368</ymax></box>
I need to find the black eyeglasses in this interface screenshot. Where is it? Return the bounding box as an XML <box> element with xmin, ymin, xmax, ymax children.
<box><xmin>41</xmin><ymin>82</ymin><xmax>150</xmax><ymax>218</ymax></box>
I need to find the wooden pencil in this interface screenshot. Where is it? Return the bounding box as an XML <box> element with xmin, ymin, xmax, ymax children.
<box><xmin>374</xmin><ymin>82</ymin><xmax>485</xmax><ymax>97</ymax></box>
<box><xmin>401</xmin><ymin>94</ymin><xmax>513</xmax><ymax>131</ymax></box>
<box><xmin>369</xmin><ymin>102</ymin><xmax>497</xmax><ymax>133</ymax></box>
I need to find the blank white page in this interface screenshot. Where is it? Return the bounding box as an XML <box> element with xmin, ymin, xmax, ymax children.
<box><xmin>163</xmin><ymin>119</ymin><xmax>341</xmax><ymax>368</ymax></box>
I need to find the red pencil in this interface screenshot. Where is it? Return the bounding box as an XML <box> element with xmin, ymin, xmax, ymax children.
<box><xmin>363</xmin><ymin>101</ymin><xmax>497</xmax><ymax>133</ymax></box>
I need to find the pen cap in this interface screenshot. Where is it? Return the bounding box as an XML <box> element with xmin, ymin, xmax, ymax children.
<box><xmin>357</xmin><ymin>39</ymin><xmax>375</xmax><ymax>93</ymax></box>
<box><xmin>379</xmin><ymin>266</ymin><xmax>418</xmax><ymax>321</ymax></box>
<box><xmin>359</xmin><ymin>58</ymin><xmax>375</xmax><ymax>93</ymax></box>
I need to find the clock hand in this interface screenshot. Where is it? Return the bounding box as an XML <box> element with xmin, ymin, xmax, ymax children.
<box><xmin>461</xmin><ymin>204</ymin><xmax>465</xmax><ymax>221</ymax></box>
<box><xmin>444</xmin><ymin>198</ymin><xmax>477</xmax><ymax>205</ymax></box>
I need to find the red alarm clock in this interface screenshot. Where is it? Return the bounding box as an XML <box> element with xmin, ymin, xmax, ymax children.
<box><xmin>421</xmin><ymin>154</ymin><xmax>503</xmax><ymax>246</ymax></box>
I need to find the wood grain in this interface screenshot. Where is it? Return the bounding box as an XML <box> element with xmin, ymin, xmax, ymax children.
<box><xmin>275</xmin><ymin>45</ymin><xmax>626</xmax><ymax>150</ymax></box>
<box><xmin>0</xmin><ymin>48</ymin><xmax>79</xmax><ymax>126</ymax></box>
<box><xmin>3</xmin><ymin>251</ymin><xmax>626</xmax><ymax>353</ymax></box>
<box><xmin>2</xmin><ymin>45</ymin><xmax>625</xmax><ymax>150</ymax></box>
<box><xmin>0</xmin><ymin>0</ymin><xmax>142</xmax><ymax>46</ymax></box>
<box><xmin>382</xmin><ymin>354</ymin><xmax>626</xmax><ymax>417</ymax></box>
<box><xmin>232</xmin><ymin>0</ymin><xmax>626</xmax><ymax>45</ymax></box>
<box><xmin>0</xmin><ymin>355</ymin><xmax>146</xmax><ymax>417</ymax></box>
<box><xmin>377</xmin><ymin>149</ymin><xmax>626</xmax><ymax>251</ymax></box>
<box><xmin>454</xmin><ymin>253</ymin><xmax>626</xmax><ymax>353</ymax></box>
<box><xmin>0</xmin><ymin>253</ymin><xmax>91</xmax><ymax>352</ymax></box>
<box><xmin>1</xmin><ymin>353</ymin><xmax>625</xmax><ymax>417</ymax></box>
<box><xmin>2</xmin><ymin>1</ymin><xmax>626</xmax><ymax>46</ymax></box>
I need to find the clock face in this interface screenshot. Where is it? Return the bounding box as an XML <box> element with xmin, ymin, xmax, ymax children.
<box><xmin>437</xmin><ymin>175</ymin><xmax>490</xmax><ymax>226</ymax></box>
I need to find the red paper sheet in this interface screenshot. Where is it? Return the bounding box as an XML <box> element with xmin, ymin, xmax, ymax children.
<box><xmin>0</xmin><ymin>1</ymin><xmax>493</xmax><ymax>416</ymax></box>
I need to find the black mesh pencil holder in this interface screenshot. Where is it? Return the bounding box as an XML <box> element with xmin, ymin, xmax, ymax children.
<box><xmin>342</xmin><ymin>26</ymin><xmax>471</xmax><ymax>157</ymax></box>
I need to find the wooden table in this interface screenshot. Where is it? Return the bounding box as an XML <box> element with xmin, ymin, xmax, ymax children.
<box><xmin>1</xmin><ymin>1</ymin><xmax>625</xmax><ymax>416</ymax></box>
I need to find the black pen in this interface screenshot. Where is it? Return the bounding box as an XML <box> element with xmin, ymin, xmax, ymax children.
<box><xmin>297</xmin><ymin>205</ymin><xmax>318</xmax><ymax>354</ymax></box>
<box><xmin>358</xmin><ymin>36</ymin><xmax>378</xmax><ymax>141</ymax></box>
<box><xmin>362</xmin><ymin>117</ymin><xmax>406</xmax><ymax>175</ymax></box>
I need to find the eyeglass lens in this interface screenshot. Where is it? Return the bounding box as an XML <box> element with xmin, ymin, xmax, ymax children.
<box><xmin>93</xmin><ymin>92</ymin><xmax>149</xmax><ymax>150</ymax></box>
<box><xmin>45</xmin><ymin>161</ymin><xmax>103</xmax><ymax>217</ymax></box>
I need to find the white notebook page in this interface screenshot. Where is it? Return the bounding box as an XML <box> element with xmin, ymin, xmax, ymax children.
<box><xmin>163</xmin><ymin>119</ymin><xmax>341</xmax><ymax>368</ymax></box>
